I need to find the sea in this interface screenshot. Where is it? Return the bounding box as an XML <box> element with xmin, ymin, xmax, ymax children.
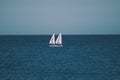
<box><xmin>0</xmin><ymin>35</ymin><xmax>120</xmax><ymax>80</ymax></box>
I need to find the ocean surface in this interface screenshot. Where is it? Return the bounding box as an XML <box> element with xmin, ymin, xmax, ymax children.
<box><xmin>0</xmin><ymin>35</ymin><xmax>120</xmax><ymax>80</ymax></box>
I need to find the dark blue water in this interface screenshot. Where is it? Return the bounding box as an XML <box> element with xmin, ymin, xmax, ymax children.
<box><xmin>0</xmin><ymin>35</ymin><xmax>120</xmax><ymax>80</ymax></box>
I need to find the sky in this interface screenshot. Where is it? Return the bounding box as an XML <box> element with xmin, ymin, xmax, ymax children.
<box><xmin>0</xmin><ymin>0</ymin><xmax>120</xmax><ymax>35</ymax></box>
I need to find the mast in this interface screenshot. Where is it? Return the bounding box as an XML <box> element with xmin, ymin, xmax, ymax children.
<box><xmin>49</xmin><ymin>34</ymin><xmax>55</xmax><ymax>45</ymax></box>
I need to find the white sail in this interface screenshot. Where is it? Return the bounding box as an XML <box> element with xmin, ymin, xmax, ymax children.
<box><xmin>49</xmin><ymin>34</ymin><xmax>55</xmax><ymax>44</ymax></box>
<box><xmin>55</xmin><ymin>33</ymin><xmax>62</xmax><ymax>45</ymax></box>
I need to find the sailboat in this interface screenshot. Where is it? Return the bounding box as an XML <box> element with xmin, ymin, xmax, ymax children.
<box><xmin>49</xmin><ymin>33</ymin><xmax>63</xmax><ymax>47</ymax></box>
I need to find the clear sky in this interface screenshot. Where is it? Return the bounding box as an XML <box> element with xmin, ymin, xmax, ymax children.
<box><xmin>0</xmin><ymin>0</ymin><xmax>120</xmax><ymax>35</ymax></box>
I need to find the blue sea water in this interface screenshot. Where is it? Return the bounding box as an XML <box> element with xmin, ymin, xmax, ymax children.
<box><xmin>0</xmin><ymin>35</ymin><xmax>120</xmax><ymax>80</ymax></box>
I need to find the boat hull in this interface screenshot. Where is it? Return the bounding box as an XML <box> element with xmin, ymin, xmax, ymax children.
<box><xmin>49</xmin><ymin>45</ymin><xmax>63</xmax><ymax>47</ymax></box>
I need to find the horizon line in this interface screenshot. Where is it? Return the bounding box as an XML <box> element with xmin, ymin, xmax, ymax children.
<box><xmin>0</xmin><ymin>33</ymin><xmax>120</xmax><ymax>36</ymax></box>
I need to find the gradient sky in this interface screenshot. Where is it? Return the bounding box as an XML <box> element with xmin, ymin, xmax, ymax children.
<box><xmin>0</xmin><ymin>0</ymin><xmax>120</xmax><ymax>35</ymax></box>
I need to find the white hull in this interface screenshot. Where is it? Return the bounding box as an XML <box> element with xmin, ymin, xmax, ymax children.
<box><xmin>49</xmin><ymin>44</ymin><xmax>63</xmax><ymax>47</ymax></box>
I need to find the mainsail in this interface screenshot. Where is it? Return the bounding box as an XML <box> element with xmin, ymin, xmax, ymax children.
<box><xmin>55</xmin><ymin>33</ymin><xmax>62</xmax><ymax>45</ymax></box>
<box><xmin>49</xmin><ymin>34</ymin><xmax>55</xmax><ymax>45</ymax></box>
